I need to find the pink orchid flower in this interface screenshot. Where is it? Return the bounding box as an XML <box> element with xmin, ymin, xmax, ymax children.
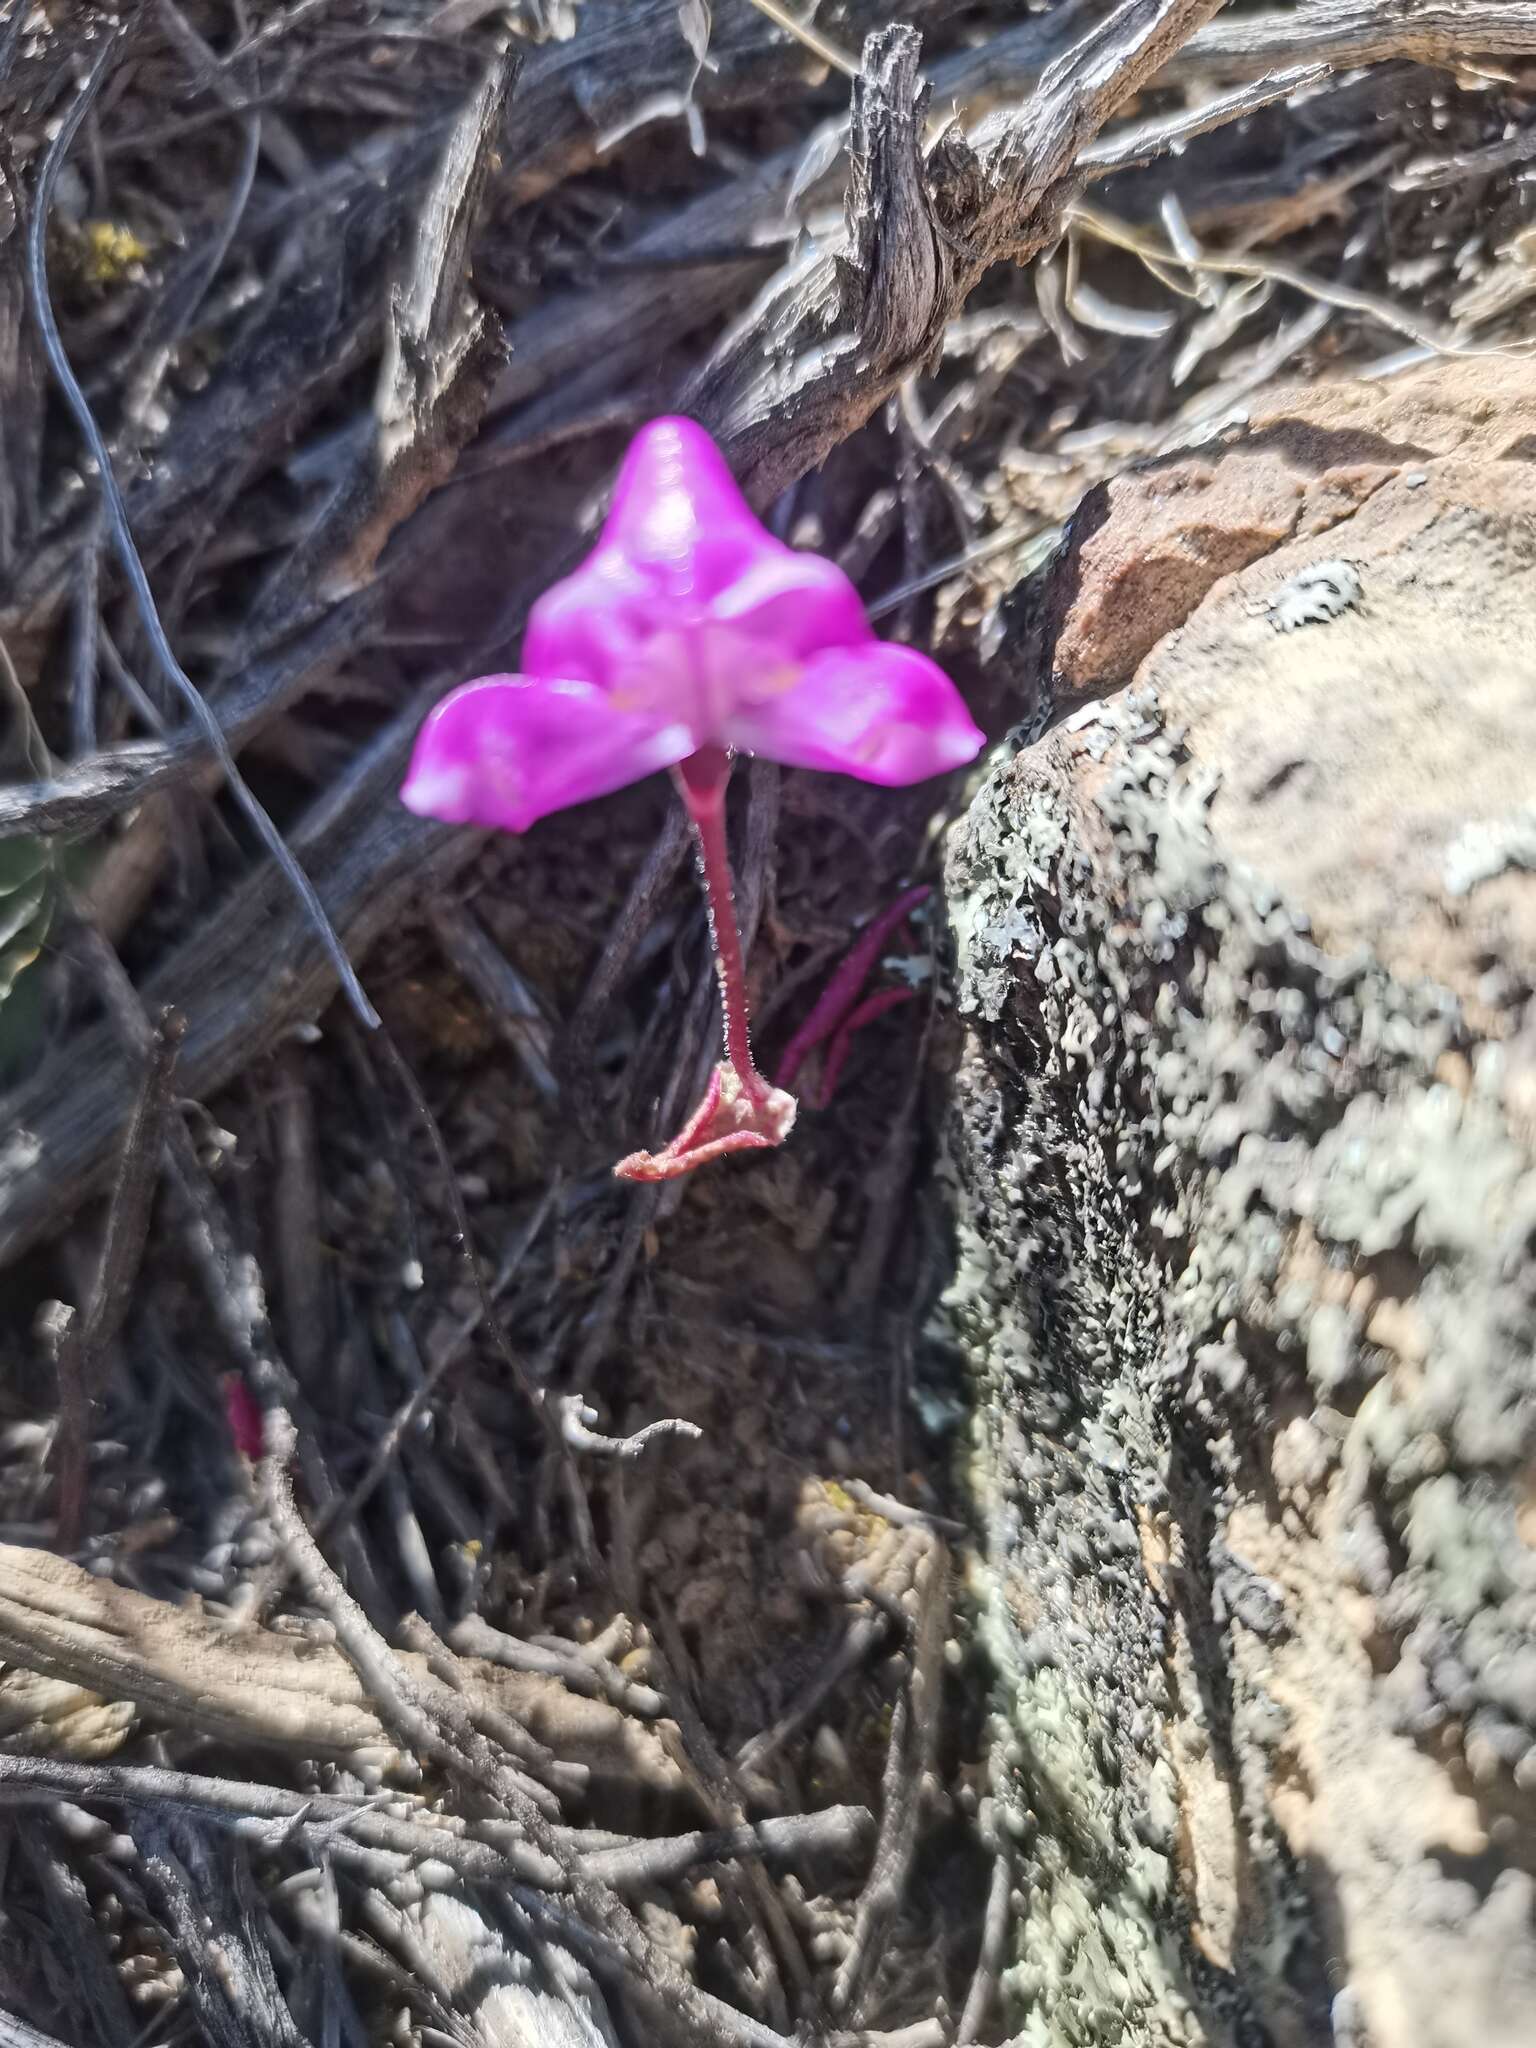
<box><xmin>401</xmin><ymin>417</ymin><xmax>983</xmax><ymax>1181</ymax></box>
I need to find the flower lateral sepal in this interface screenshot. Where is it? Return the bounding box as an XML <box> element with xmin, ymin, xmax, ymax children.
<box><xmin>613</xmin><ymin>1061</ymin><xmax>797</xmax><ymax>1183</ymax></box>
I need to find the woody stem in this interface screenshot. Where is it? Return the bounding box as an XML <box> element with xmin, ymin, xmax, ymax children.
<box><xmin>673</xmin><ymin>746</ymin><xmax>767</xmax><ymax>1102</ymax></box>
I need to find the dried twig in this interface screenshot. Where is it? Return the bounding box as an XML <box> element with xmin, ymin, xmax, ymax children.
<box><xmin>697</xmin><ymin>0</ymin><xmax>1229</xmax><ymax>501</ymax></box>
<box><xmin>0</xmin><ymin>684</ymin><xmax>474</xmax><ymax>1266</ymax></box>
<box><xmin>841</xmin><ymin>1481</ymin><xmax>967</xmax><ymax>1540</ymax></box>
<box><xmin>136</xmin><ymin>1820</ymin><xmax>308</xmax><ymax>2048</ymax></box>
<box><xmin>0</xmin><ymin>2012</ymin><xmax>75</xmax><ymax>2048</ymax></box>
<box><xmin>449</xmin><ymin>1610</ymin><xmax>663</xmax><ymax>1720</ymax></box>
<box><xmin>19</xmin><ymin>1825</ymin><xmax>138</xmax><ymax>2048</ymax></box>
<box><xmin>273</xmin><ymin>29</ymin><xmax>520</xmax><ymax>603</ymax></box>
<box><xmin>1079</xmin><ymin>60</ymin><xmax>1331</xmax><ymax>175</ymax></box>
<box><xmin>395</xmin><ymin>1611</ymin><xmax>580</xmax><ymax>1808</ymax></box>
<box><xmin>1071</xmin><ymin>196</ymin><xmax>1536</xmax><ymax>359</ymax></box>
<box><xmin>52</xmin><ymin>1008</ymin><xmax>184</xmax><ymax>1548</ymax></box>
<box><xmin>428</xmin><ymin>897</ymin><xmax>559</xmax><ymax>1101</ymax></box>
<box><xmin>1172</xmin><ymin>0</ymin><xmax>1536</xmax><ymax>82</ymax></box>
<box><xmin>832</xmin><ymin>1530</ymin><xmax>949</xmax><ymax>2018</ymax></box>
<box><xmin>573</xmin><ymin>1804</ymin><xmax>874</xmax><ymax>1890</ymax></box>
<box><xmin>955</xmin><ymin>1803</ymin><xmax>1015</xmax><ymax>2044</ymax></box>
<box><xmin>745</xmin><ymin>0</ymin><xmax>859</xmax><ymax>81</ymax></box>
<box><xmin>259</xmin><ymin>1414</ymin><xmax>792</xmax><ymax>2048</ymax></box>
<box><xmin>23</xmin><ymin>27</ymin><xmax>377</xmax><ymax>1028</ymax></box>
<box><xmin>558</xmin><ymin>1396</ymin><xmax>702</xmax><ymax>1461</ymax></box>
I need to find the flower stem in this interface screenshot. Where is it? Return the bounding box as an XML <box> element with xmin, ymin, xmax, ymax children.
<box><xmin>673</xmin><ymin>746</ymin><xmax>768</xmax><ymax>1103</ymax></box>
<box><xmin>615</xmin><ymin>749</ymin><xmax>796</xmax><ymax>1180</ymax></box>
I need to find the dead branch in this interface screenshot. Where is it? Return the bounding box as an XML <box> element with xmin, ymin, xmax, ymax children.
<box><xmin>831</xmin><ymin>1528</ymin><xmax>949</xmax><ymax>2018</ymax></box>
<box><xmin>135</xmin><ymin>1821</ymin><xmax>309</xmax><ymax>2048</ymax></box>
<box><xmin>570</xmin><ymin>1806</ymin><xmax>875</xmax><ymax>1891</ymax></box>
<box><xmin>51</xmin><ymin>1007</ymin><xmax>184</xmax><ymax>1548</ymax></box>
<box><xmin>0</xmin><ymin>1748</ymin><xmax>870</xmax><ymax>1902</ymax></box>
<box><xmin>0</xmin><ymin>2013</ymin><xmax>74</xmax><ymax>2048</ymax></box>
<box><xmin>23</xmin><ymin>24</ymin><xmax>376</xmax><ymax>1028</ymax></box>
<box><xmin>0</xmin><ymin>1750</ymin><xmax>570</xmax><ymax>1890</ymax></box>
<box><xmin>499</xmin><ymin>0</ymin><xmax>969</xmax><ymax>202</ymax></box>
<box><xmin>19</xmin><ymin>1824</ymin><xmax>138</xmax><ymax>2048</ymax></box>
<box><xmin>429</xmin><ymin>897</ymin><xmax>559</xmax><ymax>1100</ymax></box>
<box><xmin>0</xmin><ymin>587</ymin><xmax>382</xmax><ymax>840</ymax></box>
<box><xmin>1173</xmin><ymin>0</ymin><xmax>1536</xmax><ymax>82</ymax></box>
<box><xmin>0</xmin><ymin>1539</ymin><xmax>683</xmax><ymax>1794</ymax></box>
<box><xmin>696</xmin><ymin>0</ymin><xmax>1229</xmax><ymax>502</ymax></box>
<box><xmin>365</xmin><ymin>1884</ymin><xmax>613</xmax><ymax>2048</ymax></box>
<box><xmin>258</xmin><ymin>1414</ymin><xmax>793</xmax><ymax>2048</ymax></box>
<box><xmin>448</xmin><ymin>1612</ymin><xmax>664</xmax><ymax>1720</ymax></box>
<box><xmin>955</xmin><ymin>1802</ymin><xmax>1015</xmax><ymax>2044</ymax></box>
<box><xmin>274</xmin><ymin>30</ymin><xmax>521</xmax><ymax>603</ymax></box>
<box><xmin>1079</xmin><ymin>60</ymin><xmax>1331</xmax><ymax>175</ymax></box>
<box><xmin>0</xmin><ymin>685</ymin><xmax>474</xmax><ymax>1265</ymax></box>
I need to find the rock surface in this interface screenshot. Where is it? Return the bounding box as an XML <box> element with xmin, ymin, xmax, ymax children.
<box><xmin>1011</xmin><ymin>357</ymin><xmax>1536</xmax><ymax>719</ymax></box>
<box><xmin>947</xmin><ymin>359</ymin><xmax>1536</xmax><ymax>2048</ymax></box>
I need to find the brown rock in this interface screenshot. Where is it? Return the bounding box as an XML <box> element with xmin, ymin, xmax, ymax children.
<box><xmin>1030</xmin><ymin>357</ymin><xmax>1536</xmax><ymax>710</ymax></box>
<box><xmin>1139</xmin><ymin>384</ymin><xmax>1536</xmax><ymax>1028</ymax></box>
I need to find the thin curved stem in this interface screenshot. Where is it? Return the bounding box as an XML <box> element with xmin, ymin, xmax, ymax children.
<box><xmin>613</xmin><ymin>750</ymin><xmax>795</xmax><ymax>1181</ymax></box>
<box><xmin>673</xmin><ymin>747</ymin><xmax>767</xmax><ymax>1102</ymax></box>
<box><xmin>25</xmin><ymin>32</ymin><xmax>378</xmax><ymax>1029</ymax></box>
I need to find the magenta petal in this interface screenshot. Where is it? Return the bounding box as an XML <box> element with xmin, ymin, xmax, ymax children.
<box><xmin>522</xmin><ymin>419</ymin><xmax>878</xmax><ymax>697</ymax></box>
<box><xmin>401</xmin><ymin>674</ymin><xmax>695</xmax><ymax>834</ymax></box>
<box><xmin>601</xmin><ymin>416</ymin><xmax>767</xmax><ymax>603</ymax></box>
<box><xmin>521</xmin><ymin>420</ymin><xmax>763</xmax><ymax>688</ymax></box>
<box><xmin>525</xmin><ymin>535</ymin><xmax>873</xmax><ymax>697</ymax></box>
<box><xmin>710</xmin><ymin>546</ymin><xmax>874</xmax><ymax>664</ymax></box>
<box><xmin>521</xmin><ymin>548</ymin><xmax>658</xmax><ymax>695</ymax></box>
<box><xmin>721</xmin><ymin>642</ymin><xmax>985</xmax><ymax>787</ymax></box>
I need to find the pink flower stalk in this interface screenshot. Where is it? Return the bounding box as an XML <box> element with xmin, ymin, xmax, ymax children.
<box><xmin>223</xmin><ymin>1374</ymin><xmax>263</xmax><ymax>1462</ymax></box>
<box><xmin>817</xmin><ymin>985</ymin><xmax>919</xmax><ymax>1108</ymax></box>
<box><xmin>401</xmin><ymin>418</ymin><xmax>983</xmax><ymax>1181</ymax></box>
<box><xmin>775</xmin><ymin>882</ymin><xmax>932</xmax><ymax>1094</ymax></box>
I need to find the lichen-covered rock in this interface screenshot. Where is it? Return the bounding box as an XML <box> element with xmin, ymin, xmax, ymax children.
<box><xmin>947</xmin><ymin>360</ymin><xmax>1536</xmax><ymax>2048</ymax></box>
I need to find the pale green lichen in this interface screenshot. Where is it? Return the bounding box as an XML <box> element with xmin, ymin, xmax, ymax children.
<box><xmin>944</xmin><ymin>685</ymin><xmax>1536</xmax><ymax>2043</ymax></box>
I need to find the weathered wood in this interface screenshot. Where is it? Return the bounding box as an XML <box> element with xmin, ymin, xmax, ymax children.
<box><xmin>0</xmin><ymin>1538</ymin><xmax>684</xmax><ymax>1792</ymax></box>
<box><xmin>0</xmin><ymin>684</ymin><xmax>475</xmax><ymax>1264</ymax></box>
<box><xmin>1174</xmin><ymin>0</ymin><xmax>1536</xmax><ymax>81</ymax></box>
<box><xmin>697</xmin><ymin>0</ymin><xmax>1228</xmax><ymax>501</ymax></box>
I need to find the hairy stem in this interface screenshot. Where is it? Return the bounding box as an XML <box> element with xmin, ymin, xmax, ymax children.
<box><xmin>673</xmin><ymin>747</ymin><xmax>767</xmax><ymax>1103</ymax></box>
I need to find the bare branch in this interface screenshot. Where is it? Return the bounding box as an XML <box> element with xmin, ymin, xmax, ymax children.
<box><xmin>24</xmin><ymin>27</ymin><xmax>377</xmax><ymax>1027</ymax></box>
<box><xmin>695</xmin><ymin>0</ymin><xmax>1229</xmax><ymax>501</ymax></box>
<box><xmin>1174</xmin><ymin>0</ymin><xmax>1536</xmax><ymax>82</ymax></box>
<box><xmin>52</xmin><ymin>1006</ymin><xmax>185</xmax><ymax>1547</ymax></box>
